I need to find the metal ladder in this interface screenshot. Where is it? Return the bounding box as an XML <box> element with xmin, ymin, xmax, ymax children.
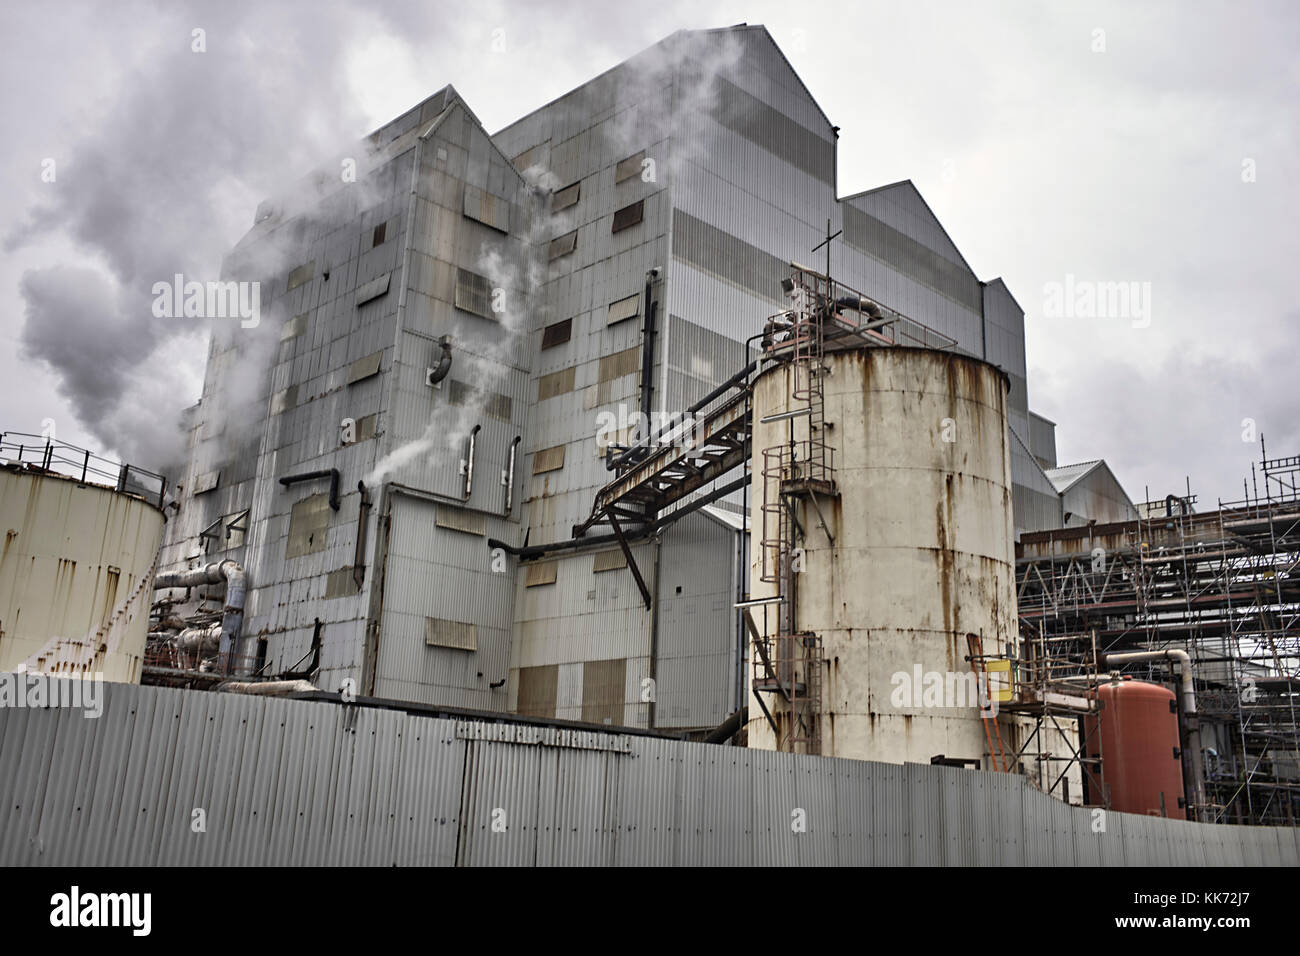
<box><xmin>752</xmin><ymin>269</ymin><xmax>838</xmax><ymax>754</ymax></box>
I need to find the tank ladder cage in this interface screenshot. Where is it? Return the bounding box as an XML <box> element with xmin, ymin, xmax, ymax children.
<box><xmin>752</xmin><ymin>267</ymin><xmax>848</xmax><ymax>757</ymax></box>
<box><xmin>751</xmin><ymin>630</ymin><xmax>823</xmax><ymax>754</ymax></box>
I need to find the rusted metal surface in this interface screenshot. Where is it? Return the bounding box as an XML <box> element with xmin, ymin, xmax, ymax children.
<box><xmin>0</xmin><ymin>468</ymin><xmax>164</xmax><ymax>682</ymax></box>
<box><xmin>747</xmin><ymin>346</ymin><xmax>1034</xmax><ymax>771</ymax></box>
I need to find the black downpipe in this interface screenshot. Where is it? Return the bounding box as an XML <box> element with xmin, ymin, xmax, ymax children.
<box><xmin>639</xmin><ymin>271</ymin><xmax>658</xmax><ymax>429</ymax></box>
<box><xmin>353</xmin><ymin>481</ymin><xmax>371</xmax><ymax>588</ymax></box>
<box><xmin>487</xmin><ymin>473</ymin><xmax>748</xmax><ymax>561</ymax></box>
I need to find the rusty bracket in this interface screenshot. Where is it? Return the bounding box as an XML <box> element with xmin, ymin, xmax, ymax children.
<box><xmin>807</xmin><ymin>486</ymin><xmax>834</xmax><ymax>544</ymax></box>
<box><xmin>608</xmin><ymin>512</ymin><xmax>652</xmax><ymax>609</ymax></box>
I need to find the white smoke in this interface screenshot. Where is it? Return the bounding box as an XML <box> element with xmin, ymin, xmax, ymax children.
<box><xmin>363</xmin><ymin>28</ymin><xmax>748</xmax><ymax>488</ymax></box>
<box><xmin>364</xmin><ymin>178</ymin><xmax>547</xmax><ymax>486</ymax></box>
<box><xmin>5</xmin><ymin>3</ymin><xmax>385</xmax><ymax>478</ymax></box>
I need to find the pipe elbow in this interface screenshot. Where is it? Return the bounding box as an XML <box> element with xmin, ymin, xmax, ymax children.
<box><xmin>428</xmin><ymin>336</ymin><xmax>454</xmax><ymax>385</ymax></box>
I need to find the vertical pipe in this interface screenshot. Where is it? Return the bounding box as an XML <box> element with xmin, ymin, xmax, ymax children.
<box><xmin>504</xmin><ymin>435</ymin><xmax>521</xmax><ymax>514</ymax></box>
<box><xmin>639</xmin><ymin>270</ymin><xmax>659</xmax><ymax>431</ymax></box>
<box><xmin>353</xmin><ymin>481</ymin><xmax>371</xmax><ymax>589</ymax></box>
<box><xmin>463</xmin><ymin>424</ymin><xmax>481</xmax><ymax>501</ymax></box>
<box><xmin>648</xmin><ymin>535</ymin><xmax>661</xmax><ymax>730</ymax></box>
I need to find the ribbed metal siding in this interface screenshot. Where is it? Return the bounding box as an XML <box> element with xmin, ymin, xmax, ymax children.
<box><xmin>3</xmin><ymin>682</ymin><xmax>1296</xmax><ymax>867</ymax></box>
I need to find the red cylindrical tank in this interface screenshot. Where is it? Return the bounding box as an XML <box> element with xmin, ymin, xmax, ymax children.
<box><xmin>1084</xmin><ymin>678</ymin><xmax>1185</xmax><ymax>819</ymax></box>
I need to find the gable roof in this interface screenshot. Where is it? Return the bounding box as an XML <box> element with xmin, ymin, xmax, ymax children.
<box><xmin>1045</xmin><ymin>460</ymin><xmax>1105</xmax><ymax>494</ymax></box>
<box><xmin>494</xmin><ymin>24</ymin><xmax>835</xmax><ymax>140</ymax></box>
<box><xmin>840</xmin><ymin>180</ymin><xmax>976</xmax><ymax>276</ymax></box>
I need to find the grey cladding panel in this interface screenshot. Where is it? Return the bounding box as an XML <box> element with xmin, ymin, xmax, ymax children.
<box><xmin>672</xmin><ymin>209</ymin><xmax>787</xmax><ymax>304</ymax></box>
<box><xmin>709</xmin><ymin>75</ymin><xmax>834</xmax><ymax>184</ymax></box>
<box><xmin>842</xmin><ymin>203</ymin><xmax>982</xmax><ymax>313</ymax></box>
<box><xmin>286</xmin><ymin>493</ymin><xmax>330</xmax><ymax>559</ymax></box>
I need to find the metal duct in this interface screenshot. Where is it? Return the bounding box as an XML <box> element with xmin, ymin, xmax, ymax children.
<box><xmin>428</xmin><ymin>335</ymin><xmax>453</xmax><ymax>385</ymax></box>
<box><xmin>154</xmin><ymin>560</ymin><xmax>247</xmax><ymax>675</ymax></box>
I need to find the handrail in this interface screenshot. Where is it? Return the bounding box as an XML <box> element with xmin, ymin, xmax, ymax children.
<box><xmin>0</xmin><ymin>430</ymin><xmax>167</xmax><ymax>508</ymax></box>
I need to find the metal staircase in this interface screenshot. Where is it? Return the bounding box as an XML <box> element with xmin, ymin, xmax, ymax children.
<box><xmin>752</xmin><ymin>267</ymin><xmax>839</xmax><ymax>754</ymax></box>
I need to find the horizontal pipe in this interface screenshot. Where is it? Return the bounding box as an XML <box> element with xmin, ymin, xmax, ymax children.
<box><xmin>278</xmin><ymin>468</ymin><xmax>340</xmax><ymax>511</ymax></box>
<box><xmin>490</xmin><ymin>475</ymin><xmax>749</xmax><ymax>562</ymax></box>
<box><xmin>214</xmin><ymin>679</ymin><xmax>320</xmax><ymax>696</ymax></box>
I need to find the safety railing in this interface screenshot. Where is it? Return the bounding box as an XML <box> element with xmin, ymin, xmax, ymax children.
<box><xmin>0</xmin><ymin>431</ymin><xmax>167</xmax><ymax>508</ymax></box>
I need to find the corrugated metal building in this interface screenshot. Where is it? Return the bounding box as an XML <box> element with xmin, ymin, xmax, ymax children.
<box><xmin>160</xmin><ymin>87</ymin><xmax>538</xmax><ymax>708</ymax></box>
<box><xmin>1046</xmin><ymin>460</ymin><xmax>1140</xmax><ymax>527</ymax></box>
<box><xmin>2</xmin><ymin>681</ymin><xmax>1294</xmax><ymax>866</ymax></box>
<box><xmin>156</xmin><ymin>25</ymin><xmax>1137</xmax><ymax>732</ymax></box>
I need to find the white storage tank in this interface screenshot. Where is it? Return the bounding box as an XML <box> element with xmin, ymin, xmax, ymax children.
<box><xmin>0</xmin><ymin>451</ymin><xmax>165</xmax><ymax>683</ymax></box>
<box><xmin>746</xmin><ymin>346</ymin><xmax>1021</xmax><ymax>766</ymax></box>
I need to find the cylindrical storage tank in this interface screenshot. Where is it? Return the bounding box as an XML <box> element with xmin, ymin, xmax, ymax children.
<box><xmin>746</xmin><ymin>346</ymin><xmax>1020</xmax><ymax>766</ymax></box>
<box><xmin>1084</xmin><ymin>678</ymin><xmax>1185</xmax><ymax>819</ymax></box>
<box><xmin>0</xmin><ymin>467</ymin><xmax>164</xmax><ymax>683</ymax></box>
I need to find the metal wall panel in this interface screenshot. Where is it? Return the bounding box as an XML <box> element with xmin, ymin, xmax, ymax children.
<box><xmin>4</xmin><ymin>682</ymin><xmax>1295</xmax><ymax>867</ymax></box>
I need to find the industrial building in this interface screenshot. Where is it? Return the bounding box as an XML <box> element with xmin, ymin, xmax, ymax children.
<box><xmin>148</xmin><ymin>26</ymin><xmax>1133</xmax><ymax>729</ymax></box>
<box><xmin>1</xmin><ymin>24</ymin><xmax>1296</xmax><ymax>858</ymax></box>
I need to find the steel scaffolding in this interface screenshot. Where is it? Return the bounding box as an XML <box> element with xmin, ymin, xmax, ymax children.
<box><xmin>1015</xmin><ymin>440</ymin><xmax>1300</xmax><ymax>825</ymax></box>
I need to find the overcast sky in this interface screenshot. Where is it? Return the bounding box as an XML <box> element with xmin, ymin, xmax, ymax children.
<box><xmin>2</xmin><ymin>0</ymin><xmax>1296</xmax><ymax>505</ymax></box>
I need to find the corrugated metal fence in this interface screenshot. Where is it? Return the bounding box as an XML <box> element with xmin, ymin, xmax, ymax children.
<box><xmin>2</xmin><ymin>681</ymin><xmax>1296</xmax><ymax>866</ymax></box>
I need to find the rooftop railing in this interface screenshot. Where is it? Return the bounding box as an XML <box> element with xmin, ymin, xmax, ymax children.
<box><xmin>0</xmin><ymin>430</ymin><xmax>168</xmax><ymax>508</ymax></box>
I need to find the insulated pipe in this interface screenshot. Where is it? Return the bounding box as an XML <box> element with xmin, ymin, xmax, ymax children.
<box><xmin>834</xmin><ymin>295</ymin><xmax>882</xmax><ymax>319</ymax></box>
<box><xmin>1101</xmin><ymin>649</ymin><xmax>1207</xmax><ymax>819</ymax></box>
<box><xmin>214</xmin><ymin>679</ymin><xmax>319</xmax><ymax>696</ymax></box>
<box><xmin>155</xmin><ymin>560</ymin><xmax>247</xmax><ymax>675</ymax></box>
<box><xmin>177</xmin><ymin>623</ymin><xmax>221</xmax><ymax>657</ymax></box>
